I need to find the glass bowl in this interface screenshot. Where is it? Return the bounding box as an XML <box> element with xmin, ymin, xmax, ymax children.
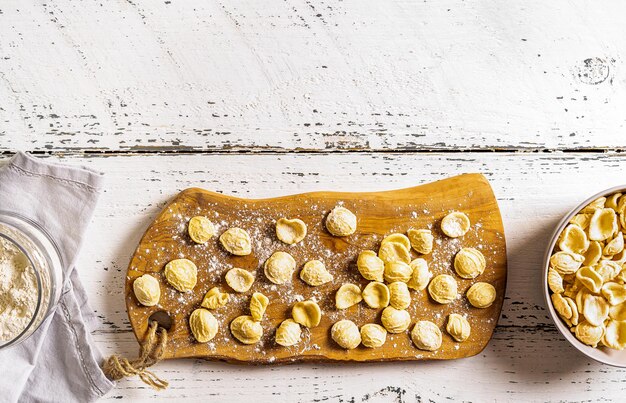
<box><xmin>543</xmin><ymin>185</ymin><xmax>626</xmax><ymax>367</ymax></box>
<box><xmin>0</xmin><ymin>211</ymin><xmax>63</xmax><ymax>350</ymax></box>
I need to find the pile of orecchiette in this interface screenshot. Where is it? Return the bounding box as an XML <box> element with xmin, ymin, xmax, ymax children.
<box><xmin>132</xmin><ymin>205</ymin><xmax>497</xmax><ymax>352</ymax></box>
<box><xmin>548</xmin><ymin>193</ymin><xmax>626</xmax><ymax>350</ymax></box>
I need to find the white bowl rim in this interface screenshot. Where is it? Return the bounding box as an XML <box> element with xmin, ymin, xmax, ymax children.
<box><xmin>543</xmin><ymin>184</ymin><xmax>626</xmax><ymax>367</ymax></box>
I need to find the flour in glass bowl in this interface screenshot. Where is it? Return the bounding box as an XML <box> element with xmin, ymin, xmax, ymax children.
<box><xmin>0</xmin><ymin>237</ymin><xmax>38</xmax><ymax>342</ymax></box>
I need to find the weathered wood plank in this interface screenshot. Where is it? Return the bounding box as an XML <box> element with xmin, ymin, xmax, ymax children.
<box><xmin>1</xmin><ymin>1</ymin><xmax>626</xmax><ymax>152</ymax></box>
<box><xmin>4</xmin><ymin>152</ymin><xmax>622</xmax><ymax>401</ymax></box>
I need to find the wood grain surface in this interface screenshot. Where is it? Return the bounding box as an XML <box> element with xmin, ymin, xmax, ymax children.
<box><xmin>126</xmin><ymin>174</ymin><xmax>506</xmax><ymax>363</ymax></box>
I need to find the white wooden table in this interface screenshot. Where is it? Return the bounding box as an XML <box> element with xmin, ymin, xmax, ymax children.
<box><xmin>2</xmin><ymin>0</ymin><xmax>626</xmax><ymax>401</ymax></box>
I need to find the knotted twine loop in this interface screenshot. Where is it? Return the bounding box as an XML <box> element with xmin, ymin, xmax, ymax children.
<box><xmin>103</xmin><ymin>321</ymin><xmax>169</xmax><ymax>390</ymax></box>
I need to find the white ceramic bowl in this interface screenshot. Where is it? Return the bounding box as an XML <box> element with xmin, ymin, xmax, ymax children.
<box><xmin>543</xmin><ymin>185</ymin><xmax>626</xmax><ymax>367</ymax></box>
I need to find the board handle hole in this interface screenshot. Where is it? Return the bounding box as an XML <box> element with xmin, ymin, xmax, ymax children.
<box><xmin>148</xmin><ymin>310</ymin><xmax>173</xmax><ymax>331</ymax></box>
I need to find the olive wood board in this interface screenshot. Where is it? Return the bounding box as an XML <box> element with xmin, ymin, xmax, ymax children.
<box><xmin>125</xmin><ymin>173</ymin><xmax>507</xmax><ymax>363</ymax></box>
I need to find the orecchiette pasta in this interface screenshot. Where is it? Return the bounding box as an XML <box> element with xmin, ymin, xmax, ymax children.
<box><xmin>588</xmin><ymin>208</ymin><xmax>617</xmax><ymax>241</ymax></box>
<box><xmin>407</xmin><ymin>258</ymin><xmax>431</xmax><ymax>291</ymax></box>
<box><xmin>381</xmin><ymin>233</ymin><xmax>411</xmax><ymax>251</ymax></box>
<box><xmin>574</xmin><ymin>321</ymin><xmax>604</xmax><ymax>347</ymax></box>
<box><xmin>164</xmin><ymin>258</ymin><xmax>198</xmax><ymax>292</ymax></box>
<box><xmin>362</xmin><ymin>281</ymin><xmax>390</xmax><ymax>309</ymax></box>
<box><xmin>133</xmin><ymin>274</ymin><xmax>161</xmax><ymax>306</ymax></box>
<box><xmin>558</xmin><ymin>224</ymin><xmax>589</xmax><ymax>255</ymax></box>
<box><xmin>325</xmin><ymin>206</ymin><xmax>357</xmax><ymax>237</ymax></box>
<box><xmin>446</xmin><ymin>313</ymin><xmax>471</xmax><ymax>342</ymax></box>
<box><xmin>219</xmin><ymin>227</ymin><xmax>252</xmax><ymax>256</ymax></box>
<box><xmin>603</xmin><ymin>320</ymin><xmax>626</xmax><ymax>350</ymax></box>
<box><xmin>407</xmin><ymin>229</ymin><xmax>434</xmax><ymax>255</ymax></box>
<box><xmin>250</xmin><ymin>292</ymin><xmax>269</xmax><ymax>321</ymax></box>
<box><xmin>601</xmin><ymin>282</ymin><xmax>626</xmax><ymax>306</ymax></box>
<box><xmin>225</xmin><ymin>268</ymin><xmax>255</xmax><ymax>293</ymax></box>
<box><xmin>440</xmin><ymin>212</ymin><xmax>470</xmax><ymax>238</ymax></box>
<box><xmin>300</xmin><ymin>260</ymin><xmax>334</xmax><ymax>286</ymax></box>
<box><xmin>466</xmin><ymin>282</ymin><xmax>496</xmax><ymax>308</ymax></box>
<box><xmin>230</xmin><ymin>315</ymin><xmax>263</xmax><ymax>344</ymax></box>
<box><xmin>331</xmin><ymin>320</ymin><xmax>361</xmax><ymax>349</ymax></box>
<box><xmin>388</xmin><ymin>281</ymin><xmax>411</xmax><ymax>310</ymax></box>
<box><xmin>201</xmin><ymin>287</ymin><xmax>229</xmax><ymax>310</ymax></box>
<box><xmin>428</xmin><ymin>274</ymin><xmax>458</xmax><ymax>304</ymax></box>
<box><xmin>264</xmin><ymin>251</ymin><xmax>296</xmax><ymax>285</ymax></box>
<box><xmin>411</xmin><ymin>320</ymin><xmax>442</xmax><ymax>351</ymax></box>
<box><xmin>378</xmin><ymin>241</ymin><xmax>411</xmax><ymax>264</ymax></box>
<box><xmin>357</xmin><ymin>250</ymin><xmax>385</xmax><ymax>282</ymax></box>
<box><xmin>454</xmin><ymin>247</ymin><xmax>486</xmax><ymax>279</ymax></box>
<box><xmin>380</xmin><ymin>306</ymin><xmax>411</xmax><ymax>333</ymax></box>
<box><xmin>576</xmin><ymin>266</ymin><xmax>603</xmax><ymax>294</ymax></box>
<box><xmin>188</xmin><ymin>216</ymin><xmax>216</xmax><ymax>244</ymax></box>
<box><xmin>384</xmin><ymin>261</ymin><xmax>413</xmax><ymax>283</ymax></box>
<box><xmin>292</xmin><ymin>300</ymin><xmax>322</xmax><ymax>328</ymax></box>
<box><xmin>275</xmin><ymin>218</ymin><xmax>307</xmax><ymax>245</ymax></box>
<box><xmin>360</xmin><ymin>324</ymin><xmax>387</xmax><ymax>348</ymax></box>
<box><xmin>549</xmin><ymin>251</ymin><xmax>584</xmax><ymax>275</ymax></box>
<box><xmin>335</xmin><ymin>283</ymin><xmax>363</xmax><ymax>309</ymax></box>
<box><xmin>189</xmin><ymin>308</ymin><xmax>219</xmax><ymax>343</ymax></box>
<box><xmin>547</xmin><ymin>268</ymin><xmax>564</xmax><ymax>294</ymax></box>
<box><xmin>275</xmin><ymin>319</ymin><xmax>302</xmax><ymax>347</ymax></box>
<box><xmin>582</xmin><ymin>294</ymin><xmax>609</xmax><ymax>326</ymax></box>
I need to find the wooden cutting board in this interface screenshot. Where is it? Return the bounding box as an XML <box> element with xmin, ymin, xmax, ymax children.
<box><xmin>125</xmin><ymin>173</ymin><xmax>507</xmax><ymax>363</ymax></box>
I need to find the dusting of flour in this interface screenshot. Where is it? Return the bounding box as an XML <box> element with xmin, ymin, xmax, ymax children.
<box><xmin>0</xmin><ymin>237</ymin><xmax>37</xmax><ymax>342</ymax></box>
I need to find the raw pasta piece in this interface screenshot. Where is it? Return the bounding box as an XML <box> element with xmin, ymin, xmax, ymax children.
<box><xmin>549</xmin><ymin>251</ymin><xmax>584</xmax><ymax>275</ymax></box>
<box><xmin>219</xmin><ymin>227</ymin><xmax>252</xmax><ymax>256</ymax></box>
<box><xmin>357</xmin><ymin>250</ymin><xmax>385</xmax><ymax>282</ymax></box>
<box><xmin>547</xmin><ymin>268</ymin><xmax>564</xmax><ymax>294</ymax></box>
<box><xmin>300</xmin><ymin>260</ymin><xmax>334</xmax><ymax>286</ymax></box>
<box><xmin>230</xmin><ymin>315</ymin><xmax>263</xmax><ymax>344</ymax></box>
<box><xmin>588</xmin><ymin>208</ymin><xmax>617</xmax><ymax>241</ymax></box>
<box><xmin>264</xmin><ymin>251</ymin><xmax>296</xmax><ymax>285</ymax></box>
<box><xmin>201</xmin><ymin>287</ymin><xmax>229</xmax><ymax>310</ymax></box>
<box><xmin>362</xmin><ymin>282</ymin><xmax>390</xmax><ymax>309</ymax></box>
<box><xmin>604</xmin><ymin>233</ymin><xmax>624</xmax><ymax>257</ymax></box>
<box><xmin>407</xmin><ymin>258</ymin><xmax>431</xmax><ymax>291</ymax></box>
<box><xmin>275</xmin><ymin>218</ymin><xmax>307</xmax><ymax>245</ymax></box>
<box><xmin>384</xmin><ymin>261</ymin><xmax>413</xmax><ymax>283</ymax></box>
<box><xmin>189</xmin><ymin>308</ymin><xmax>218</xmax><ymax>343</ymax></box>
<box><xmin>466</xmin><ymin>282</ymin><xmax>496</xmax><ymax>308</ymax></box>
<box><xmin>609</xmin><ymin>303</ymin><xmax>626</xmax><ymax>321</ymax></box>
<box><xmin>381</xmin><ymin>233</ymin><xmax>411</xmax><ymax>251</ymax></box>
<box><xmin>360</xmin><ymin>324</ymin><xmax>387</xmax><ymax>348</ymax></box>
<box><xmin>411</xmin><ymin>321</ymin><xmax>442</xmax><ymax>351</ymax></box>
<box><xmin>225</xmin><ymin>268</ymin><xmax>255</xmax><ymax>293</ymax></box>
<box><xmin>164</xmin><ymin>258</ymin><xmax>198</xmax><ymax>292</ymax></box>
<box><xmin>454</xmin><ymin>248</ymin><xmax>486</xmax><ymax>279</ymax></box>
<box><xmin>292</xmin><ymin>300</ymin><xmax>322</xmax><ymax>328</ymax></box>
<box><xmin>582</xmin><ymin>294</ymin><xmax>609</xmax><ymax>326</ymax></box>
<box><xmin>188</xmin><ymin>216</ymin><xmax>216</xmax><ymax>244</ymax></box>
<box><xmin>133</xmin><ymin>274</ymin><xmax>161</xmax><ymax>306</ymax></box>
<box><xmin>378</xmin><ymin>242</ymin><xmax>411</xmax><ymax>264</ymax></box>
<box><xmin>607</xmin><ymin>193</ymin><xmax>623</xmax><ymax>210</ymax></box>
<box><xmin>446</xmin><ymin>314</ymin><xmax>471</xmax><ymax>342</ymax></box>
<box><xmin>576</xmin><ymin>266</ymin><xmax>603</xmax><ymax>294</ymax></box>
<box><xmin>583</xmin><ymin>241</ymin><xmax>603</xmax><ymax>266</ymax></box>
<box><xmin>574</xmin><ymin>321</ymin><xmax>604</xmax><ymax>347</ymax></box>
<box><xmin>551</xmin><ymin>293</ymin><xmax>572</xmax><ymax>320</ymax></box>
<box><xmin>380</xmin><ymin>306</ymin><xmax>411</xmax><ymax>334</ymax></box>
<box><xmin>565</xmin><ymin>296</ymin><xmax>579</xmax><ymax>326</ymax></box>
<box><xmin>325</xmin><ymin>206</ymin><xmax>357</xmax><ymax>237</ymax></box>
<box><xmin>575</xmin><ymin>288</ymin><xmax>592</xmax><ymax>314</ymax></box>
<box><xmin>335</xmin><ymin>283</ymin><xmax>363</xmax><ymax>309</ymax></box>
<box><xmin>570</xmin><ymin>213</ymin><xmax>592</xmax><ymax>230</ymax></box>
<box><xmin>331</xmin><ymin>320</ymin><xmax>361</xmax><ymax>349</ymax></box>
<box><xmin>275</xmin><ymin>319</ymin><xmax>302</xmax><ymax>347</ymax></box>
<box><xmin>440</xmin><ymin>212</ymin><xmax>470</xmax><ymax>238</ymax></box>
<box><xmin>250</xmin><ymin>292</ymin><xmax>269</xmax><ymax>321</ymax></box>
<box><xmin>407</xmin><ymin>229</ymin><xmax>434</xmax><ymax>255</ymax></box>
<box><xmin>558</xmin><ymin>224</ymin><xmax>589</xmax><ymax>255</ymax></box>
<box><xmin>595</xmin><ymin>260</ymin><xmax>621</xmax><ymax>282</ymax></box>
<box><xmin>603</xmin><ymin>320</ymin><xmax>626</xmax><ymax>350</ymax></box>
<box><xmin>388</xmin><ymin>282</ymin><xmax>411</xmax><ymax>310</ymax></box>
<box><xmin>428</xmin><ymin>274</ymin><xmax>458</xmax><ymax>304</ymax></box>
<box><xmin>581</xmin><ymin>197</ymin><xmax>606</xmax><ymax>213</ymax></box>
<box><xmin>601</xmin><ymin>282</ymin><xmax>626</xmax><ymax>306</ymax></box>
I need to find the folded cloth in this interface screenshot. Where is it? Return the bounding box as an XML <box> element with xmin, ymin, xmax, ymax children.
<box><xmin>0</xmin><ymin>152</ymin><xmax>114</xmax><ymax>402</ymax></box>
